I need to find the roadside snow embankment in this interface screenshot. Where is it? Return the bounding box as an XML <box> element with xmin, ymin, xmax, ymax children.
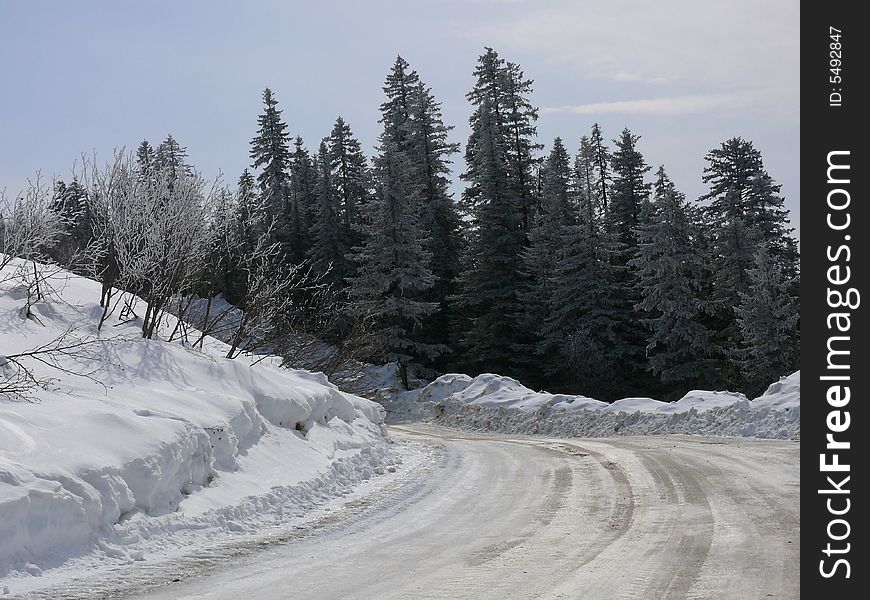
<box><xmin>0</xmin><ymin>259</ymin><xmax>396</xmax><ymax>579</ymax></box>
<box><xmin>383</xmin><ymin>371</ymin><xmax>800</xmax><ymax>440</ymax></box>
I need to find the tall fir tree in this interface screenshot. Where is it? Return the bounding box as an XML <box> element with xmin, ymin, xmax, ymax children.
<box><xmin>589</xmin><ymin>123</ymin><xmax>611</xmax><ymax>213</ymax></box>
<box><xmin>379</xmin><ymin>56</ymin><xmax>420</xmax><ymax>148</ymax></box>
<box><xmin>699</xmin><ymin>137</ymin><xmax>765</xmax><ymax>309</ymax></box>
<box><xmin>327</xmin><ymin>117</ymin><xmax>369</xmax><ymax>252</ymax></box>
<box><xmin>540</xmin><ymin>177</ymin><xmax>623</xmax><ymax>398</ymax></box>
<box><xmin>155</xmin><ymin>134</ymin><xmax>192</xmax><ymax>181</ymax></box>
<box><xmin>574</xmin><ymin>135</ymin><xmax>598</xmax><ymax>228</ymax></box>
<box><xmin>403</xmin><ymin>60</ymin><xmax>463</xmax><ymax>368</ymax></box>
<box><xmin>521</xmin><ymin>137</ymin><xmax>574</xmax><ymax>376</ymax></box>
<box><xmin>249</xmin><ymin>88</ymin><xmax>293</xmax><ymax>253</ymax></box>
<box><xmin>348</xmin><ymin>137</ymin><xmax>439</xmax><ymax>389</ymax></box>
<box><xmin>499</xmin><ymin>60</ymin><xmax>542</xmax><ymax>232</ymax></box>
<box><xmin>309</xmin><ymin>140</ymin><xmax>349</xmax><ymax>285</ymax></box>
<box><xmin>631</xmin><ymin>167</ymin><xmax>721</xmax><ymax>393</ymax></box>
<box><xmin>48</xmin><ymin>179</ymin><xmax>92</xmax><ymax>265</ymax></box>
<box><xmin>607</xmin><ymin>128</ymin><xmax>651</xmax><ymax>260</ymax></box>
<box><xmin>373</xmin><ymin>56</ymin><xmax>464</xmax><ymax>369</ymax></box>
<box><xmin>135</xmin><ymin>140</ymin><xmax>156</xmax><ymax>179</ymax></box>
<box><xmin>736</xmin><ymin>243</ymin><xmax>799</xmax><ymax>396</ymax></box>
<box><xmin>604</xmin><ymin>127</ymin><xmax>653</xmax><ymax>389</ymax></box>
<box><xmin>699</xmin><ymin>137</ymin><xmax>799</xmax><ymax>387</ymax></box>
<box><xmin>745</xmin><ymin>170</ymin><xmax>800</xmax><ymax>281</ymax></box>
<box><xmin>456</xmin><ymin>48</ymin><xmax>535</xmax><ymax>377</ymax></box>
<box><xmin>287</xmin><ymin>137</ymin><xmax>317</xmax><ymax>263</ymax></box>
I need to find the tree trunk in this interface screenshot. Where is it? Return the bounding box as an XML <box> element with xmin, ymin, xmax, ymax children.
<box><xmin>399</xmin><ymin>361</ymin><xmax>409</xmax><ymax>391</ymax></box>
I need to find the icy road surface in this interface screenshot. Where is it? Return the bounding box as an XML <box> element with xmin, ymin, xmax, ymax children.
<box><xmin>35</xmin><ymin>424</ymin><xmax>800</xmax><ymax>599</ymax></box>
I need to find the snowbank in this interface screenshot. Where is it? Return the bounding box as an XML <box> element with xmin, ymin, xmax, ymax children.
<box><xmin>0</xmin><ymin>258</ymin><xmax>396</xmax><ymax>578</ymax></box>
<box><xmin>383</xmin><ymin>371</ymin><xmax>800</xmax><ymax>440</ymax></box>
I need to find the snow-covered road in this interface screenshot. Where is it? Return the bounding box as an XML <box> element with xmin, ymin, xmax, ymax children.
<box><xmin>34</xmin><ymin>424</ymin><xmax>799</xmax><ymax>599</ymax></box>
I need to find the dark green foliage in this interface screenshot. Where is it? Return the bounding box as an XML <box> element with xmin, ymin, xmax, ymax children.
<box><xmin>736</xmin><ymin>244</ymin><xmax>799</xmax><ymax>397</ymax></box>
<box><xmin>249</xmin><ymin>88</ymin><xmax>294</xmax><ymax>254</ymax></box>
<box><xmin>631</xmin><ymin>168</ymin><xmax>722</xmax><ymax>392</ymax></box>
<box><xmin>309</xmin><ymin>140</ymin><xmax>350</xmax><ymax>285</ymax></box>
<box><xmin>698</xmin><ymin>137</ymin><xmax>800</xmax><ymax>388</ymax></box>
<box><xmin>327</xmin><ymin>117</ymin><xmax>369</xmax><ymax>256</ymax></box>
<box><xmin>48</xmin><ymin>179</ymin><xmax>92</xmax><ymax>265</ymax></box>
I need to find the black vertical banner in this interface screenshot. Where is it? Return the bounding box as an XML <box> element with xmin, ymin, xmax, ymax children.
<box><xmin>802</xmin><ymin>1</ymin><xmax>868</xmax><ymax>596</ymax></box>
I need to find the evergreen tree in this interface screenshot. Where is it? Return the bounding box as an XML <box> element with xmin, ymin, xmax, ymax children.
<box><xmin>48</xmin><ymin>179</ymin><xmax>92</xmax><ymax>265</ymax></box>
<box><xmin>604</xmin><ymin>127</ymin><xmax>653</xmax><ymax>388</ymax></box>
<box><xmin>521</xmin><ymin>137</ymin><xmax>573</xmax><ymax>374</ymax></box>
<box><xmin>327</xmin><ymin>117</ymin><xmax>369</xmax><ymax>252</ymax></box>
<box><xmin>540</xmin><ymin>181</ymin><xmax>622</xmax><ymax>397</ymax></box>
<box><xmin>607</xmin><ymin>128</ymin><xmax>651</xmax><ymax>259</ymax></box>
<box><xmin>135</xmin><ymin>140</ymin><xmax>156</xmax><ymax>179</ymax></box>
<box><xmin>288</xmin><ymin>137</ymin><xmax>317</xmax><ymax>263</ymax></box>
<box><xmin>574</xmin><ymin>135</ymin><xmax>598</xmax><ymax>227</ymax></box>
<box><xmin>589</xmin><ymin>123</ymin><xmax>611</xmax><ymax>212</ymax></box>
<box><xmin>736</xmin><ymin>244</ymin><xmax>799</xmax><ymax>396</ymax></box>
<box><xmin>371</xmin><ymin>56</ymin><xmax>464</xmax><ymax>369</ymax></box>
<box><xmin>631</xmin><ymin>167</ymin><xmax>720</xmax><ymax>391</ymax></box>
<box><xmin>455</xmin><ymin>48</ymin><xmax>532</xmax><ymax>377</ymax></box>
<box><xmin>348</xmin><ymin>139</ymin><xmax>439</xmax><ymax>389</ymax></box>
<box><xmin>699</xmin><ymin>137</ymin><xmax>799</xmax><ymax>388</ymax></box>
<box><xmin>222</xmin><ymin>169</ymin><xmax>264</xmax><ymax>302</ymax></box>
<box><xmin>250</xmin><ymin>88</ymin><xmax>292</xmax><ymax>251</ymax></box>
<box><xmin>404</xmin><ymin>63</ymin><xmax>463</xmax><ymax>368</ymax></box>
<box><xmin>500</xmin><ymin>60</ymin><xmax>542</xmax><ymax>232</ymax></box>
<box><xmin>309</xmin><ymin>140</ymin><xmax>348</xmax><ymax>285</ymax></box>
<box><xmin>379</xmin><ymin>56</ymin><xmax>420</xmax><ymax>149</ymax></box>
<box><xmin>155</xmin><ymin>134</ymin><xmax>192</xmax><ymax>181</ymax></box>
<box><xmin>699</xmin><ymin>137</ymin><xmax>765</xmax><ymax>309</ymax></box>
<box><xmin>745</xmin><ymin>170</ymin><xmax>800</xmax><ymax>280</ymax></box>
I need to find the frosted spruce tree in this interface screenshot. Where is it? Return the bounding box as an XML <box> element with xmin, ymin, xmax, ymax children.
<box><xmin>539</xmin><ymin>168</ymin><xmax>623</xmax><ymax>398</ymax></box>
<box><xmin>521</xmin><ymin>137</ymin><xmax>574</xmax><ymax>372</ymax></box>
<box><xmin>631</xmin><ymin>167</ymin><xmax>721</xmax><ymax>392</ymax></box>
<box><xmin>736</xmin><ymin>243</ymin><xmax>799</xmax><ymax>396</ymax></box>
<box><xmin>155</xmin><ymin>134</ymin><xmax>192</xmax><ymax>182</ymax></box>
<box><xmin>604</xmin><ymin>127</ymin><xmax>653</xmax><ymax>391</ymax></box>
<box><xmin>224</xmin><ymin>169</ymin><xmax>264</xmax><ymax>303</ymax></box>
<box><xmin>48</xmin><ymin>179</ymin><xmax>92</xmax><ymax>265</ymax></box>
<box><xmin>135</xmin><ymin>141</ymin><xmax>156</xmax><ymax>179</ymax></box>
<box><xmin>401</xmin><ymin>59</ymin><xmax>463</xmax><ymax>367</ymax></box>
<box><xmin>574</xmin><ymin>135</ymin><xmax>598</xmax><ymax>224</ymax></box>
<box><xmin>500</xmin><ymin>60</ymin><xmax>542</xmax><ymax>233</ymax></box>
<box><xmin>607</xmin><ymin>128</ymin><xmax>650</xmax><ymax>260</ymax></box>
<box><xmin>456</xmin><ymin>48</ymin><xmax>537</xmax><ymax>378</ymax></box>
<box><xmin>327</xmin><ymin>117</ymin><xmax>369</xmax><ymax>252</ymax></box>
<box><xmin>286</xmin><ymin>137</ymin><xmax>317</xmax><ymax>263</ymax></box>
<box><xmin>374</xmin><ymin>56</ymin><xmax>465</xmax><ymax>370</ymax></box>
<box><xmin>348</xmin><ymin>138</ymin><xmax>439</xmax><ymax>389</ymax></box>
<box><xmin>699</xmin><ymin>137</ymin><xmax>799</xmax><ymax>387</ymax></box>
<box><xmin>250</xmin><ymin>88</ymin><xmax>294</xmax><ymax>254</ymax></box>
<box><xmin>309</xmin><ymin>140</ymin><xmax>349</xmax><ymax>286</ymax></box>
<box><xmin>589</xmin><ymin>123</ymin><xmax>611</xmax><ymax>213</ymax></box>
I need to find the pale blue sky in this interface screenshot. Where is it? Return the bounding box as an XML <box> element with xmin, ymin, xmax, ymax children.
<box><xmin>0</xmin><ymin>0</ymin><xmax>799</xmax><ymax>232</ymax></box>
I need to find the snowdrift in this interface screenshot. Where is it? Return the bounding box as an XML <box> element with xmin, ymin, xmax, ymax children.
<box><xmin>0</xmin><ymin>258</ymin><xmax>396</xmax><ymax>578</ymax></box>
<box><xmin>384</xmin><ymin>371</ymin><xmax>800</xmax><ymax>440</ymax></box>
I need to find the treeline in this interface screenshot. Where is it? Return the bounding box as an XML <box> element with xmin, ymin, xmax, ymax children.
<box><xmin>16</xmin><ymin>48</ymin><xmax>798</xmax><ymax>399</ymax></box>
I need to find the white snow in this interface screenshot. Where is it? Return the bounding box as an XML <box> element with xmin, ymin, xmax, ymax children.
<box><xmin>0</xmin><ymin>257</ymin><xmax>397</xmax><ymax>582</ymax></box>
<box><xmin>751</xmin><ymin>370</ymin><xmax>801</xmax><ymax>410</ymax></box>
<box><xmin>383</xmin><ymin>370</ymin><xmax>800</xmax><ymax>440</ymax></box>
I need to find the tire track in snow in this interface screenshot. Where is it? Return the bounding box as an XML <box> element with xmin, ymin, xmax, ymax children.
<box><xmin>39</xmin><ymin>425</ymin><xmax>797</xmax><ymax>600</ymax></box>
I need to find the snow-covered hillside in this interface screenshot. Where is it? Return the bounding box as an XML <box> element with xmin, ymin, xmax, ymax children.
<box><xmin>0</xmin><ymin>258</ymin><xmax>397</xmax><ymax>580</ymax></box>
<box><xmin>382</xmin><ymin>370</ymin><xmax>800</xmax><ymax>439</ymax></box>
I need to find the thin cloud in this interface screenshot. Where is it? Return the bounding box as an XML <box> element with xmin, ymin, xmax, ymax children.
<box><xmin>460</xmin><ymin>0</ymin><xmax>798</xmax><ymax>120</ymax></box>
<box><xmin>543</xmin><ymin>91</ymin><xmax>758</xmax><ymax>116</ymax></box>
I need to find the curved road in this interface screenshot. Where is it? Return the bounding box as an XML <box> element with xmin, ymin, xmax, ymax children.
<box><xmin>130</xmin><ymin>424</ymin><xmax>799</xmax><ymax>599</ymax></box>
